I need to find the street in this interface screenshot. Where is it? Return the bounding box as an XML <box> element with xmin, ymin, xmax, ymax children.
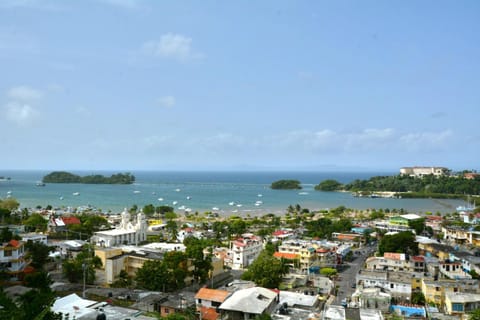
<box><xmin>333</xmin><ymin>244</ymin><xmax>376</xmax><ymax>305</ymax></box>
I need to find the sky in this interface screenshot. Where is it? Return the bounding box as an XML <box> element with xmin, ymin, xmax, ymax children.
<box><xmin>1</xmin><ymin>0</ymin><xmax>479</xmax><ymax>172</ymax></box>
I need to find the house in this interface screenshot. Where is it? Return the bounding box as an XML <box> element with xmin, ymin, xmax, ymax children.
<box><xmin>365</xmin><ymin>253</ymin><xmax>425</xmax><ymax>273</ymax></box>
<box><xmin>92</xmin><ymin>209</ymin><xmax>147</xmax><ymax>247</ymax></box>
<box><xmin>356</xmin><ymin>270</ymin><xmax>412</xmax><ymax>302</ymax></box>
<box><xmin>0</xmin><ymin>239</ymin><xmax>29</xmax><ymax>281</ymax></box>
<box><xmin>227</xmin><ymin>234</ymin><xmax>263</xmax><ymax>270</ymax></box>
<box><xmin>389</xmin><ymin>304</ymin><xmax>426</xmax><ymax>318</ymax></box>
<box><xmin>195</xmin><ymin>288</ymin><xmax>231</xmax><ymax>320</ymax></box>
<box><xmin>323</xmin><ymin>305</ymin><xmax>346</xmax><ymax>320</ymax></box>
<box><xmin>278</xmin><ymin>240</ymin><xmax>317</xmax><ymax>272</ymax></box>
<box><xmin>421</xmin><ymin>279</ymin><xmax>479</xmax><ymax>307</ymax></box>
<box><xmin>219</xmin><ymin>287</ymin><xmax>278</xmax><ymax>320</ymax></box>
<box><xmin>20</xmin><ymin>232</ymin><xmax>48</xmax><ymax>245</ymax></box>
<box><xmin>444</xmin><ymin>292</ymin><xmax>480</xmax><ymax>316</ymax></box>
<box><xmin>48</xmin><ymin>215</ymin><xmax>81</xmax><ymax>233</ymax></box>
<box><xmin>351</xmin><ymin>287</ymin><xmax>391</xmax><ymax>311</ymax></box>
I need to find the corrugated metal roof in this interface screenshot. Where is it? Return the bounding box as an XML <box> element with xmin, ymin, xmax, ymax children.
<box><xmin>195</xmin><ymin>288</ymin><xmax>230</xmax><ymax>303</ymax></box>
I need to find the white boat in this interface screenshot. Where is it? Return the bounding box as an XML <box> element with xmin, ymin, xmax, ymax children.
<box><xmin>175</xmin><ymin>188</ymin><xmax>181</xmax><ymax>192</ymax></box>
<box><xmin>257</xmin><ymin>194</ymin><xmax>263</xmax><ymax>197</ymax></box>
<box><xmin>229</xmin><ymin>201</ymin><xmax>235</xmax><ymax>206</ymax></box>
<box><xmin>7</xmin><ymin>191</ymin><xmax>12</xmax><ymax>195</ymax></box>
<box><xmin>236</xmin><ymin>204</ymin><xmax>242</xmax><ymax>207</ymax></box>
<box><xmin>212</xmin><ymin>207</ymin><xmax>220</xmax><ymax>211</ymax></box>
<box><xmin>72</xmin><ymin>192</ymin><xmax>80</xmax><ymax>196</ymax></box>
<box><xmin>254</xmin><ymin>203</ymin><xmax>261</xmax><ymax>206</ymax></box>
<box><xmin>158</xmin><ymin>198</ymin><xmax>164</xmax><ymax>202</ymax></box>
<box><xmin>133</xmin><ymin>190</ymin><xmax>141</xmax><ymax>194</ymax></box>
<box><xmin>178</xmin><ymin>205</ymin><xmax>186</xmax><ymax>210</ymax></box>
<box><xmin>186</xmin><ymin>196</ymin><xmax>191</xmax><ymax>200</ymax></box>
<box><xmin>298</xmin><ymin>192</ymin><xmax>309</xmax><ymax>195</ymax></box>
<box><xmin>36</xmin><ymin>181</ymin><xmax>46</xmax><ymax>186</ymax></box>
<box><xmin>185</xmin><ymin>208</ymin><xmax>192</xmax><ymax>213</ymax></box>
<box><xmin>172</xmin><ymin>201</ymin><xmax>178</xmax><ymax>205</ymax></box>
<box><xmin>59</xmin><ymin>196</ymin><xmax>64</xmax><ymax>200</ymax></box>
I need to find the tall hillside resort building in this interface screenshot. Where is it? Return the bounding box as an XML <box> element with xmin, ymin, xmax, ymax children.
<box><xmin>400</xmin><ymin>166</ymin><xmax>450</xmax><ymax>177</ymax></box>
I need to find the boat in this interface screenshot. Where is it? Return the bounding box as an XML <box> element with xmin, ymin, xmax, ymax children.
<box><xmin>186</xmin><ymin>196</ymin><xmax>191</xmax><ymax>200</ymax></box>
<box><xmin>212</xmin><ymin>207</ymin><xmax>220</xmax><ymax>211</ymax></box>
<box><xmin>72</xmin><ymin>192</ymin><xmax>80</xmax><ymax>196</ymax></box>
<box><xmin>178</xmin><ymin>205</ymin><xmax>186</xmax><ymax>210</ymax></box>
<box><xmin>36</xmin><ymin>181</ymin><xmax>46</xmax><ymax>186</ymax></box>
<box><xmin>257</xmin><ymin>194</ymin><xmax>263</xmax><ymax>197</ymax></box>
<box><xmin>133</xmin><ymin>190</ymin><xmax>141</xmax><ymax>194</ymax></box>
<box><xmin>6</xmin><ymin>191</ymin><xmax>12</xmax><ymax>195</ymax></box>
<box><xmin>456</xmin><ymin>196</ymin><xmax>476</xmax><ymax>212</ymax></box>
<box><xmin>172</xmin><ymin>201</ymin><xmax>178</xmax><ymax>205</ymax></box>
<box><xmin>185</xmin><ymin>208</ymin><xmax>192</xmax><ymax>213</ymax></box>
<box><xmin>59</xmin><ymin>196</ymin><xmax>64</xmax><ymax>200</ymax></box>
<box><xmin>175</xmin><ymin>188</ymin><xmax>181</xmax><ymax>192</ymax></box>
<box><xmin>236</xmin><ymin>204</ymin><xmax>243</xmax><ymax>207</ymax></box>
<box><xmin>158</xmin><ymin>198</ymin><xmax>164</xmax><ymax>201</ymax></box>
<box><xmin>229</xmin><ymin>201</ymin><xmax>235</xmax><ymax>206</ymax></box>
<box><xmin>298</xmin><ymin>192</ymin><xmax>309</xmax><ymax>195</ymax></box>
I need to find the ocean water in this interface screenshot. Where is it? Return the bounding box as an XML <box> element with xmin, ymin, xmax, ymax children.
<box><xmin>0</xmin><ymin>170</ymin><xmax>463</xmax><ymax>215</ymax></box>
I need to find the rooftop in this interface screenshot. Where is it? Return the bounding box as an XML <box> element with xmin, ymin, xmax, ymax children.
<box><xmin>219</xmin><ymin>287</ymin><xmax>278</xmax><ymax>314</ymax></box>
<box><xmin>195</xmin><ymin>288</ymin><xmax>230</xmax><ymax>303</ymax></box>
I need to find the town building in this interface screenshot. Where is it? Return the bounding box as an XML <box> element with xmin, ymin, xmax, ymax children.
<box><xmin>195</xmin><ymin>288</ymin><xmax>231</xmax><ymax>320</ymax></box>
<box><xmin>227</xmin><ymin>234</ymin><xmax>263</xmax><ymax>270</ymax></box>
<box><xmin>218</xmin><ymin>287</ymin><xmax>278</xmax><ymax>320</ymax></box>
<box><xmin>92</xmin><ymin>209</ymin><xmax>147</xmax><ymax>248</ymax></box>
<box><xmin>444</xmin><ymin>292</ymin><xmax>480</xmax><ymax>316</ymax></box>
<box><xmin>0</xmin><ymin>239</ymin><xmax>29</xmax><ymax>281</ymax></box>
<box><xmin>400</xmin><ymin>166</ymin><xmax>450</xmax><ymax>177</ymax></box>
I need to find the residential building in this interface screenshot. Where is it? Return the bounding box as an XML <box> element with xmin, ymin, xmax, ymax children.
<box><xmin>228</xmin><ymin>234</ymin><xmax>263</xmax><ymax>270</ymax></box>
<box><xmin>0</xmin><ymin>240</ymin><xmax>29</xmax><ymax>281</ymax></box>
<box><xmin>20</xmin><ymin>233</ymin><xmax>47</xmax><ymax>245</ymax></box>
<box><xmin>195</xmin><ymin>288</ymin><xmax>231</xmax><ymax>320</ymax></box>
<box><xmin>356</xmin><ymin>270</ymin><xmax>412</xmax><ymax>301</ymax></box>
<box><xmin>323</xmin><ymin>305</ymin><xmax>346</xmax><ymax>320</ymax></box>
<box><xmin>278</xmin><ymin>240</ymin><xmax>317</xmax><ymax>272</ymax></box>
<box><xmin>421</xmin><ymin>279</ymin><xmax>479</xmax><ymax>307</ymax></box>
<box><xmin>444</xmin><ymin>292</ymin><xmax>480</xmax><ymax>316</ymax></box>
<box><xmin>351</xmin><ymin>287</ymin><xmax>391</xmax><ymax>311</ymax></box>
<box><xmin>219</xmin><ymin>287</ymin><xmax>278</xmax><ymax>320</ymax></box>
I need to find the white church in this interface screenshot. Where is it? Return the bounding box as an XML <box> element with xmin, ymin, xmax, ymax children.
<box><xmin>92</xmin><ymin>208</ymin><xmax>147</xmax><ymax>247</ymax></box>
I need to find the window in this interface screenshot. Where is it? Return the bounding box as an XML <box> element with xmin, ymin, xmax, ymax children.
<box><xmin>4</xmin><ymin>250</ymin><xmax>12</xmax><ymax>257</ymax></box>
<box><xmin>164</xmin><ymin>308</ymin><xmax>170</xmax><ymax>314</ymax></box>
<box><xmin>452</xmin><ymin>303</ymin><xmax>463</xmax><ymax>312</ymax></box>
<box><xmin>390</xmin><ymin>284</ymin><xmax>394</xmax><ymax>289</ymax></box>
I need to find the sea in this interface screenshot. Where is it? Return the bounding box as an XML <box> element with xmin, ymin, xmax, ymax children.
<box><xmin>0</xmin><ymin>170</ymin><xmax>464</xmax><ymax>216</ymax></box>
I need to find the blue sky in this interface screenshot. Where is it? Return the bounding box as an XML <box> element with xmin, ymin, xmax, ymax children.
<box><xmin>1</xmin><ymin>0</ymin><xmax>479</xmax><ymax>171</ymax></box>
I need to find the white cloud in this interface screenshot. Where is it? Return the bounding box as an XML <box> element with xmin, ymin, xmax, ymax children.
<box><xmin>157</xmin><ymin>96</ymin><xmax>176</xmax><ymax>108</ymax></box>
<box><xmin>5</xmin><ymin>102</ymin><xmax>38</xmax><ymax>126</ymax></box>
<box><xmin>7</xmin><ymin>85</ymin><xmax>43</xmax><ymax>101</ymax></box>
<box><xmin>143</xmin><ymin>33</ymin><xmax>202</xmax><ymax>61</ymax></box>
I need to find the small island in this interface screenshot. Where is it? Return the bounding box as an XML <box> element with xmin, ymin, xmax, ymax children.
<box><xmin>314</xmin><ymin>179</ymin><xmax>342</xmax><ymax>191</ymax></box>
<box><xmin>42</xmin><ymin>171</ymin><xmax>135</xmax><ymax>184</ymax></box>
<box><xmin>271</xmin><ymin>179</ymin><xmax>302</xmax><ymax>190</ymax></box>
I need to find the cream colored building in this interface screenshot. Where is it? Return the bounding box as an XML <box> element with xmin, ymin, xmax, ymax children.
<box><xmin>400</xmin><ymin>166</ymin><xmax>449</xmax><ymax>177</ymax></box>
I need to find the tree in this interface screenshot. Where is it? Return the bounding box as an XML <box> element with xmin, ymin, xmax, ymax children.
<box><xmin>411</xmin><ymin>291</ymin><xmax>425</xmax><ymax>305</ymax></box>
<box><xmin>62</xmin><ymin>246</ymin><xmax>101</xmax><ymax>284</ymax></box>
<box><xmin>184</xmin><ymin>237</ymin><xmax>213</xmax><ymax>284</ymax></box>
<box><xmin>378</xmin><ymin>231</ymin><xmax>418</xmax><ymax>256</ymax></box>
<box><xmin>242</xmin><ymin>250</ymin><xmax>288</xmax><ymax>288</ymax></box>
<box><xmin>315</xmin><ymin>179</ymin><xmax>343</xmax><ymax>191</ymax></box>
<box><xmin>25</xmin><ymin>241</ymin><xmax>53</xmax><ymax>270</ymax></box>
<box><xmin>166</xmin><ymin>220</ymin><xmax>178</xmax><ymax>241</ymax></box>
<box><xmin>24</xmin><ymin>213</ymin><xmax>48</xmax><ymax>232</ymax></box>
<box><xmin>320</xmin><ymin>267</ymin><xmax>338</xmax><ymax>278</ymax></box>
<box><xmin>469</xmin><ymin>309</ymin><xmax>480</xmax><ymax>320</ymax></box>
<box><xmin>0</xmin><ymin>198</ymin><xmax>20</xmax><ymax>211</ymax></box>
<box><xmin>111</xmin><ymin>270</ymin><xmax>133</xmax><ymax>288</ymax></box>
<box><xmin>143</xmin><ymin>204</ymin><xmax>155</xmax><ymax>216</ymax></box>
<box><xmin>136</xmin><ymin>260</ymin><xmax>170</xmax><ymax>291</ymax></box>
<box><xmin>409</xmin><ymin>218</ymin><xmax>426</xmax><ymax>235</ymax></box>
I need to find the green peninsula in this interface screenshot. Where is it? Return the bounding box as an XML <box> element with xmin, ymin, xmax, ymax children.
<box><xmin>42</xmin><ymin>171</ymin><xmax>135</xmax><ymax>184</ymax></box>
<box><xmin>271</xmin><ymin>179</ymin><xmax>302</xmax><ymax>190</ymax></box>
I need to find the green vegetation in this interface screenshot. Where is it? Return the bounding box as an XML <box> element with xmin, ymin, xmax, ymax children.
<box><xmin>42</xmin><ymin>171</ymin><xmax>135</xmax><ymax>184</ymax></box>
<box><xmin>270</xmin><ymin>179</ymin><xmax>302</xmax><ymax>190</ymax></box>
<box><xmin>378</xmin><ymin>231</ymin><xmax>418</xmax><ymax>256</ymax></box>
<box><xmin>314</xmin><ymin>173</ymin><xmax>480</xmax><ymax>199</ymax></box>
<box><xmin>241</xmin><ymin>249</ymin><xmax>289</xmax><ymax>288</ymax></box>
<box><xmin>314</xmin><ymin>179</ymin><xmax>342</xmax><ymax>191</ymax></box>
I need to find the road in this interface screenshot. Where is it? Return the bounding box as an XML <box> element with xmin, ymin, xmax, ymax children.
<box><xmin>333</xmin><ymin>244</ymin><xmax>376</xmax><ymax>305</ymax></box>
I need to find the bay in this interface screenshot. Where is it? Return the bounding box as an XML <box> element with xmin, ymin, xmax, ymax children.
<box><xmin>0</xmin><ymin>170</ymin><xmax>463</xmax><ymax>215</ymax></box>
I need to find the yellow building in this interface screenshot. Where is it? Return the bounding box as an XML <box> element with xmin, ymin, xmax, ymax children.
<box><xmin>421</xmin><ymin>278</ymin><xmax>479</xmax><ymax>307</ymax></box>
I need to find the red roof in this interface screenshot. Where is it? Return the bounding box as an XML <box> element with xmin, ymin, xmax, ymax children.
<box><xmin>195</xmin><ymin>288</ymin><xmax>230</xmax><ymax>302</ymax></box>
<box><xmin>412</xmin><ymin>256</ymin><xmax>425</xmax><ymax>262</ymax></box>
<box><xmin>316</xmin><ymin>248</ymin><xmax>330</xmax><ymax>253</ymax></box>
<box><xmin>274</xmin><ymin>252</ymin><xmax>299</xmax><ymax>260</ymax></box>
<box><xmin>62</xmin><ymin>217</ymin><xmax>81</xmax><ymax>225</ymax></box>
<box><xmin>8</xmin><ymin>239</ymin><xmax>20</xmax><ymax>248</ymax></box>
<box><xmin>425</xmin><ymin>215</ymin><xmax>442</xmax><ymax>221</ymax></box>
<box><xmin>199</xmin><ymin>306</ymin><xmax>220</xmax><ymax>320</ymax></box>
<box><xmin>272</xmin><ymin>230</ymin><xmax>291</xmax><ymax>236</ymax></box>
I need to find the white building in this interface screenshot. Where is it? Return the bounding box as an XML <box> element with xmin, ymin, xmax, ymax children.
<box><xmin>92</xmin><ymin>209</ymin><xmax>147</xmax><ymax>247</ymax></box>
<box><xmin>228</xmin><ymin>234</ymin><xmax>263</xmax><ymax>270</ymax></box>
<box><xmin>400</xmin><ymin>166</ymin><xmax>449</xmax><ymax>177</ymax></box>
<box><xmin>0</xmin><ymin>240</ymin><xmax>28</xmax><ymax>281</ymax></box>
<box><xmin>20</xmin><ymin>233</ymin><xmax>48</xmax><ymax>245</ymax></box>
